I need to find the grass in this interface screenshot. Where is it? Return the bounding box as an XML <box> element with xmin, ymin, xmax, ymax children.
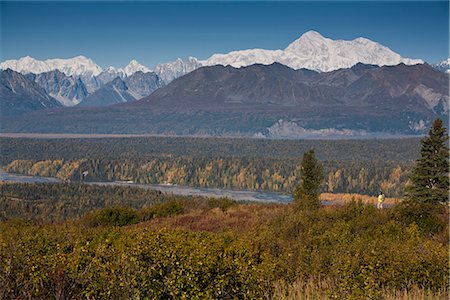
<box><xmin>272</xmin><ymin>278</ymin><xmax>448</xmax><ymax>300</ymax></box>
<box><xmin>320</xmin><ymin>192</ymin><xmax>402</xmax><ymax>205</ymax></box>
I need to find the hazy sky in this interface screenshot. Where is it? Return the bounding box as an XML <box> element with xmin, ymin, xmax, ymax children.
<box><xmin>1</xmin><ymin>1</ymin><xmax>448</xmax><ymax>68</ymax></box>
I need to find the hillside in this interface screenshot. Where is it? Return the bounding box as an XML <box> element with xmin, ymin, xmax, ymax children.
<box><xmin>0</xmin><ymin>69</ymin><xmax>62</xmax><ymax>117</ymax></box>
<box><xmin>2</xmin><ymin>63</ymin><xmax>447</xmax><ymax>136</ymax></box>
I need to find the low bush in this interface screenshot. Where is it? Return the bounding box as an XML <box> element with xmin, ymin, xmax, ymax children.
<box><xmin>84</xmin><ymin>206</ymin><xmax>139</xmax><ymax>227</ymax></box>
<box><xmin>139</xmin><ymin>199</ymin><xmax>185</xmax><ymax>221</ymax></box>
<box><xmin>0</xmin><ymin>197</ymin><xmax>448</xmax><ymax>299</ymax></box>
<box><xmin>392</xmin><ymin>200</ymin><xmax>447</xmax><ymax>235</ymax></box>
<box><xmin>207</xmin><ymin>197</ymin><xmax>236</xmax><ymax>212</ymax></box>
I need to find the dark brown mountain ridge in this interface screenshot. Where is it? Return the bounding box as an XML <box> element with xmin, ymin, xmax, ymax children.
<box><xmin>1</xmin><ymin>63</ymin><xmax>448</xmax><ymax>137</ymax></box>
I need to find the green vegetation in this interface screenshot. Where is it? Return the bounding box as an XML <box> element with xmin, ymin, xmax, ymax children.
<box><xmin>0</xmin><ymin>197</ymin><xmax>447</xmax><ymax>299</ymax></box>
<box><xmin>394</xmin><ymin>119</ymin><xmax>449</xmax><ymax>234</ymax></box>
<box><xmin>0</xmin><ymin>182</ymin><xmax>160</xmax><ymax>221</ymax></box>
<box><xmin>0</xmin><ymin>136</ymin><xmax>421</xmax><ymax>163</ymax></box>
<box><xmin>84</xmin><ymin>206</ymin><xmax>140</xmax><ymax>227</ymax></box>
<box><xmin>405</xmin><ymin>118</ymin><xmax>449</xmax><ymax>205</ymax></box>
<box><xmin>4</xmin><ymin>157</ymin><xmax>413</xmax><ymax>197</ymax></box>
<box><xmin>0</xmin><ymin>182</ymin><xmax>229</xmax><ymax>222</ymax></box>
<box><xmin>139</xmin><ymin>199</ymin><xmax>185</xmax><ymax>221</ymax></box>
<box><xmin>294</xmin><ymin>149</ymin><xmax>323</xmax><ymax>210</ymax></box>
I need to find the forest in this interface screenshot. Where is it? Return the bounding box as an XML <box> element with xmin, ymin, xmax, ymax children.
<box><xmin>1</xmin><ymin>137</ymin><xmax>420</xmax><ymax>197</ymax></box>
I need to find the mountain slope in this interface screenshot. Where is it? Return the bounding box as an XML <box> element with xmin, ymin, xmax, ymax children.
<box><xmin>0</xmin><ymin>69</ymin><xmax>62</xmax><ymax>117</ymax></box>
<box><xmin>0</xmin><ymin>57</ymin><xmax>155</xmax><ymax>94</ymax></box>
<box><xmin>3</xmin><ymin>63</ymin><xmax>447</xmax><ymax>137</ymax></box>
<box><xmin>77</xmin><ymin>77</ymin><xmax>137</xmax><ymax>107</ymax></box>
<box><xmin>201</xmin><ymin>31</ymin><xmax>423</xmax><ymax>72</ymax></box>
<box><xmin>124</xmin><ymin>71</ymin><xmax>165</xmax><ymax>99</ymax></box>
<box><xmin>78</xmin><ymin>71</ymin><xmax>164</xmax><ymax>107</ymax></box>
<box><xmin>432</xmin><ymin>58</ymin><xmax>450</xmax><ymax>73</ymax></box>
<box><xmin>97</xmin><ymin>60</ymin><xmax>152</xmax><ymax>85</ymax></box>
<box><xmin>135</xmin><ymin>62</ymin><xmax>447</xmax><ymax>120</ymax></box>
<box><xmin>27</xmin><ymin>70</ymin><xmax>89</xmax><ymax>106</ymax></box>
<box><xmin>154</xmin><ymin>57</ymin><xmax>202</xmax><ymax>84</ymax></box>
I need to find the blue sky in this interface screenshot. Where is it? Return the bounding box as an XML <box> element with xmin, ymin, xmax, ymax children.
<box><xmin>1</xmin><ymin>1</ymin><xmax>448</xmax><ymax>68</ymax></box>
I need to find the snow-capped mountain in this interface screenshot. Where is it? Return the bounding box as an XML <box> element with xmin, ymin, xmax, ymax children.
<box><xmin>0</xmin><ymin>56</ymin><xmax>151</xmax><ymax>79</ymax></box>
<box><xmin>0</xmin><ymin>30</ymin><xmax>427</xmax><ymax>95</ymax></box>
<box><xmin>0</xmin><ymin>55</ymin><xmax>103</xmax><ymax>77</ymax></box>
<box><xmin>432</xmin><ymin>58</ymin><xmax>450</xmax><ymax>73</ymax></box>
<box><xmin>200</xmin><ymin>31</ymin><xmax>424</xmax><ymax>72</ymax></box>
<box><xmin>96</xmin><ymin>67</ymin><xmax>126</xmax><ymax>85</ymax></box>
<box><xmin>97</xmin><ymin>60</ymin><xmax>151</xmax><ymax>84</ymax></box>
<box><xmin>123</xmin><ymin>59</ymin><xmax>151</xmax><ymax>76</ymax></box>
<box><xmin>154</xmin><ymin>57</ymin><xmax>202</xmax><ymax>84</ymax></box>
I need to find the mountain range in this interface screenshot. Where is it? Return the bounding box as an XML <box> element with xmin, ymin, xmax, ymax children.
<box><xmin>0</xmin><ymin>31</ymin><xmax>434</xmax><ymax>88</ymax></box>
<box><xmin>1</xmin><ymin>31</ymin><xmax>447</xmax><ymax>95</ymax></box>
<box><xmin>79</xmin><ymin>71</ymin><xmax>164</xmax><ymax>107</ymax></box>
<box><xmin>2</xmin><ymin>62</ymin><xmax>447</xmax><ymax>137</ymax></box>
<box><xmin>0</xmin><ymin>59</ymin><xmax>165</xmax><ymax>107</ymax></box>
<box><xmin>25</xmin><ymin>70</ymin><xmax>89</xmax><ymax>106</ymax></box>
<box><xmin>1</xmin><ymin>30</ymin><xmax>448</xmax><ymax>138</ymax></box>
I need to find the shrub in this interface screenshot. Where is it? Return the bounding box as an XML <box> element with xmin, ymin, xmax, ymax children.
<box><xmin>85</xmin><ymin>206</ymin><xmax>139</xmax><ymax>227</ymax></box>
<box><xmin>208</xmin><ymin>197</ymin><xmax>236</xmax><ymax>212</ymax></box>
<box><xmin>139</xmin><ymin>199</ymin><xmax>184</xmax><ymax>221</ymax></box>
<box><xmin>393</xmin><ymin>201</ymin><xmax>447</xmax><ymax>235</ymax></box>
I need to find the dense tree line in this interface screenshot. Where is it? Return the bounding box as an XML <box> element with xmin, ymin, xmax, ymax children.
<box><xmin>4</xmin><ymin>157</ymin><xmax>411</xmax><ymax>197</ymax></box>
<box><xmin>1</xmin><ymin>137</ymin><xmax>420</xmax><ymax>197</ymax></box>
<box><xmin>0</xmin><ymin>137</ymin><xmax>421</xmax><ymax>164</ymax></box>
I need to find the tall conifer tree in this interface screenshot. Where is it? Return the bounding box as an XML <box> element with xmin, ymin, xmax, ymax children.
<box><xmin>294</xmin><ymin>149</ymin><xmax>323</xmax><ymax>210</ymax></box>
<box><xmin>406</xmin><ymin>118</ymin><xmax>449</xmax><ymax>205</ymax></box>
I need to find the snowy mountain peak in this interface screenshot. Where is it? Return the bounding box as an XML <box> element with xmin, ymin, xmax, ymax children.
<box><xmin>123</xmin><ymin>59</ymin><xmax>151</xmax><ymax>76</ymax></box>
<box><xmin>285</xmin><ymin>31</ymin><xmax>331</xmax><ymax>55</ymax></box>
<box><xmin>202</xmin><ymin>30</ymin><xmax>424</xmax><ymax>72</ymax></box>
<box><xmin>0</xmin><ymin>56</ymin><xmax>51</xmax><ymax>74</ymax></box>
<box><xmin>105</xmin><ymin>66</ymin><xmax>119</xmax><ymax>73</ymax></box>
<box><xmin>0</xmin><ymin>56</ymin><xmax>153</xmax><ymax>78</ymax></box>
<box><xmin>432</xmin><ymin>58</ymin><xmax>450</xmax><ymax>73</ymax></box>
<box><xmin>302</xmin><ymin>30</ymin><xmax>324</xmax><ymax>38</ymax></box>
<box><xmin>46</xmin><ymin>56</ymin><xmax>103</xmax><ymax>77</ymax></box>
<box><xmin>154</xmin><ymin>57</ymin><xmax>202</xmax><ymax>84</ymax></box>
<box><xmin>293</xmin><ymin>30</ymin><xmax>327</xmax><ymax>44</ymax></box>
<box><xmin>0</xmin><ymin>55</ymin><xmax>103</xmax><ymax>77</ymax></box>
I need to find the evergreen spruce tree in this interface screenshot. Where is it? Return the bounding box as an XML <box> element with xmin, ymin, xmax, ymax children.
<box><xmin>294</xmin><ymin>149</ymin><xmax>323</xmax><ymax>210</ymax></box>
<box><xmin>397</xmin><ymin>118</ymin><xmax>449</xmax><ymax>233</ymax></box>
<box><xmin>406</xmin><ymin>118</ymin><xmax>449</xmax><ymax>205</ymax></box>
